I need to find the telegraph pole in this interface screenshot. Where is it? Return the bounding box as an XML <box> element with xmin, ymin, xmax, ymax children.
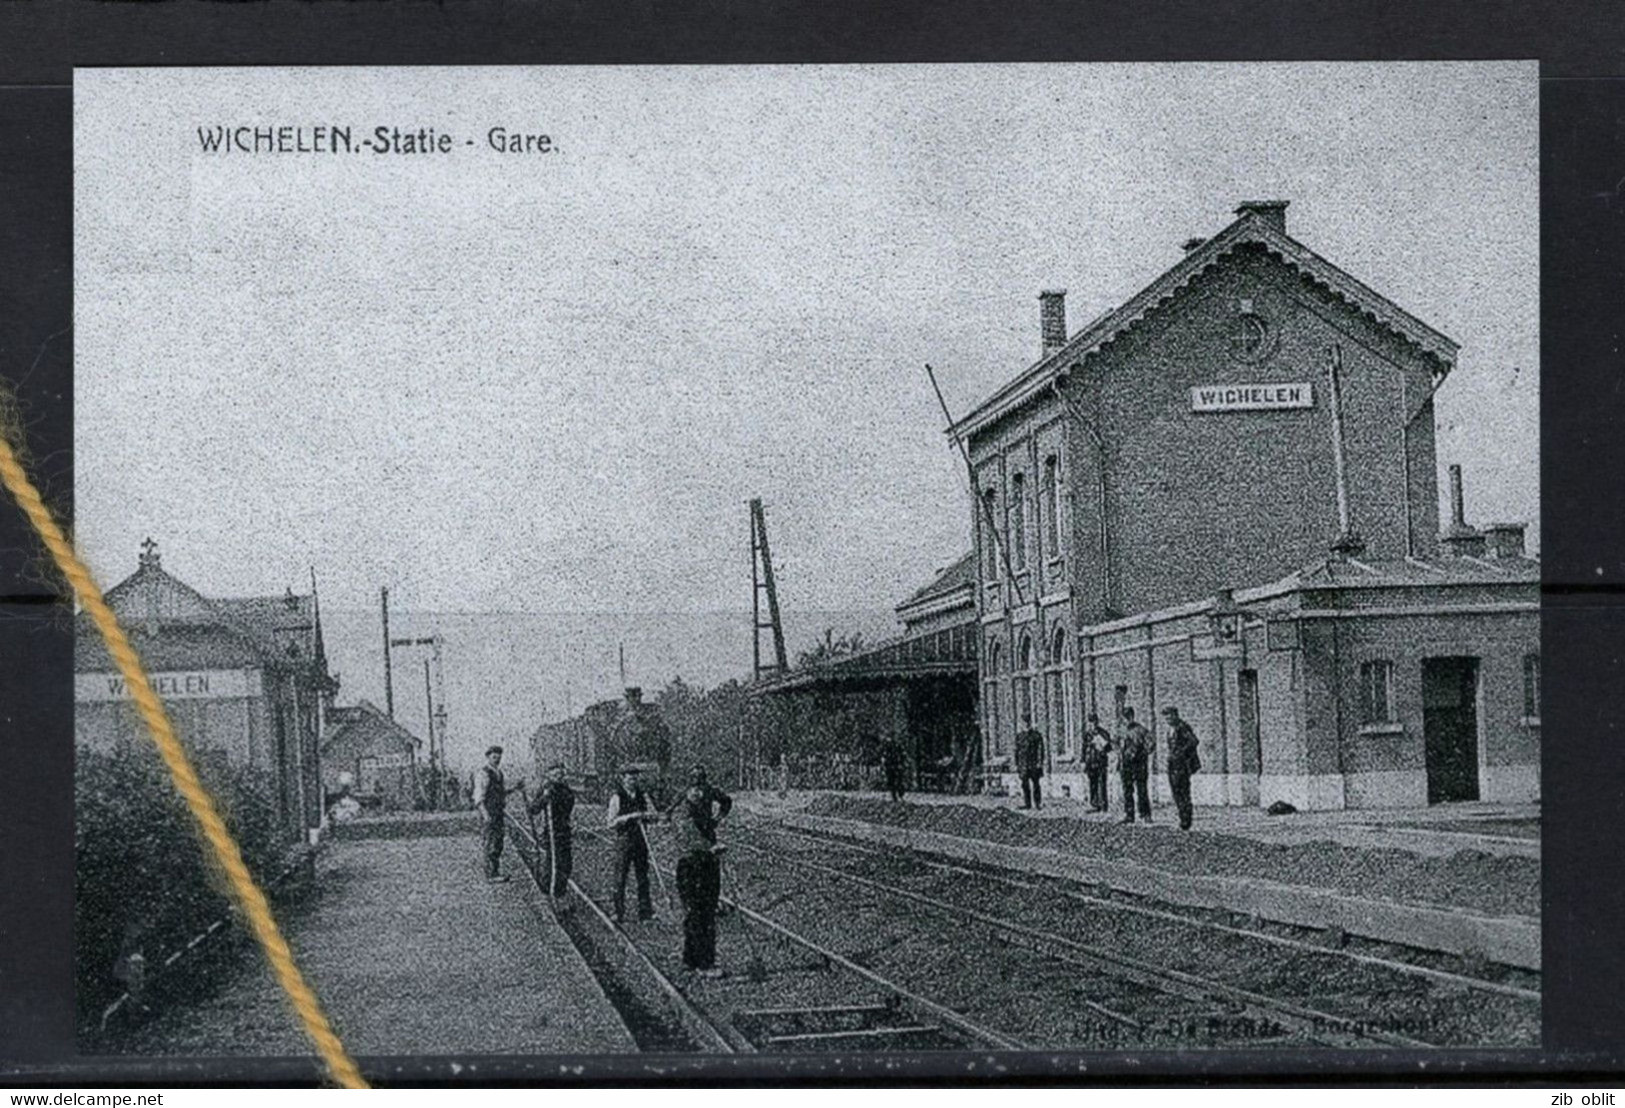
<box><xmin>380</xmin><ymin>586</ymin><xmax>394</xmax><ymax>718</ymax></box>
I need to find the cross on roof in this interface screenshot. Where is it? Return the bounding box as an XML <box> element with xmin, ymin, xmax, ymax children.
<box><xmin>138</xmin><ymin>537</ymin><xmax>161</xmax><ymax>569</ymax></box>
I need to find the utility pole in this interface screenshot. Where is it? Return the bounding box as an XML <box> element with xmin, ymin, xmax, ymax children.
<box><xmin>750</xmin><ymin>498</ymin><xmax>789</xmax><ymax>680</ymax></box>
<box><xmin>380</xmin><ymin>586</ymin><xmax>394</xmax><ymax>719</ymax></box>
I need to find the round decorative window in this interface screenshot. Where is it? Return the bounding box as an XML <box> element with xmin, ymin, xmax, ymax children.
<box><xmin>1226</xmin><ymin>311</ymin><xmax>1278</xmax><ymax>364</ymax></box>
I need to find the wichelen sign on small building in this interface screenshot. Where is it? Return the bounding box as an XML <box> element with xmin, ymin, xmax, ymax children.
<box><xmin>1190</xmin><ymin>382</ymin><xmax>1314</xmax><ymax>412</ymax></box>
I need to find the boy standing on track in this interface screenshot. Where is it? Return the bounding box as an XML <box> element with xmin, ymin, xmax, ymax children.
<box><xmin>528</xmin><ymin>761</ymin><xmax>576</xmax><ymax>904</ymax></box>
<box><xmin>669</xmin><ymin>765</ymin><xmax>733</xmax><ymax>977</ymax></box>
<box><xmin>473</xmin><ymin>745</ymin><xmax>523</xmax><ymax>882</ymax></box>
<box><xmin>606</xmin><ymin>765</ymin><xmax>658</xmax><ymax>924</ymax></box>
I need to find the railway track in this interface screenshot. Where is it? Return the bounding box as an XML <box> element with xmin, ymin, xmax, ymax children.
<box><xmin>505</xmin><ymin>813</ymin><xmax>1015</xmax><ymax>1052</ymax></box>
<box><xmin>726</xmin><ymin>818</ymin><xmax>1540</xmax><ymax>1049</ymax></box>
<box><xmin>760</xmin><ymin>821</ymin><xmax>1541</xmax><ymax>1000</ymax></box>
<box><xmin>504</xmin><ymin>805</ymin><xmax>1535</xmax><ymax>1052</ymax></box>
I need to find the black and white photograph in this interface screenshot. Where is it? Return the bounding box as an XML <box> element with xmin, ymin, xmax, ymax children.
<box><xmin>68</xmin><ymin>61</ymin><xmax>1539</xmax><ymax>1065</ymax></box>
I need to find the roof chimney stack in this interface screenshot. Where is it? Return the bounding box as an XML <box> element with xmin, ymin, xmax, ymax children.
<box><xmin>1039</xmin><ymin>289</ymin><xmax>1067</xmax><ymax>357</ymax></box>
<box><xmin>1234</xmin><ymin>199</ymin><xmax>1289</xmax><ymax>233</ymax></box>
<box><xmin>1181</xmin><ymin>237</ymin><xmax>1207</xmax><ymax>253</ymax></box>
<box><xmin>1484</xmin><ymin>522</ymin><xmax>1528</xmax><ymax>560</ymax></box>
<box><xmin>1441</xmin><ymin>463</ymin><xmax>1487</xmax><ymax>557</ymax></box>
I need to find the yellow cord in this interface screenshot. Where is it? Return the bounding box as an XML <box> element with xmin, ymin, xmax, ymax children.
<box><xmin>0</xmin><ymin>423</ymin><xmax>368</xmax><ymax>1089</ymax></box>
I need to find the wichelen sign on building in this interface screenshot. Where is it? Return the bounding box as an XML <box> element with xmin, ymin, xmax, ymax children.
<box><xmin>1190</xmin><ymin>382</ymin><xmax>1314</xmax><ymax>412</ymax></box>
<box><xmin>75</xmin><ymin>668</ymin><xmax>263</xmax><ymax>702</ymax></box>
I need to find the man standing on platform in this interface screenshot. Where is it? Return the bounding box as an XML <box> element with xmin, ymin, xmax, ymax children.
<box><xmin>669</xmin><ymin>766</ymin><xmax>733</xmax><ymax>976</ymax></box>
<box><xmin>528</xmin><ymin>761</ymin><xmax>576</xmax><ymax>904</ymax></box>
<box><xmin>606</xmin><ymin>765</ymin><xmax>658</xmax><ymax>924</ymax></box>
<box><xmin>1014</xmin><ymin>713</ymin><xmax>1046</xmax><ymax>810</ymax></box>
<box><xmin>1163</xmin><ymin>706</ymin><xmax>1202</xmax><ymax>832</ymax></box>
<box><xmin>1118</xmin><ymin>708</ymin><xmax>1154</xmax><ymax>824</ymax></box>
<box><xmin>1082</xmin><ymin>713</ymin><xmax>1114</xmax><ymax>813</ymax></box>
<box><xmin>472</xmin><ymin>745</ymin><xmax>523</xmax><ymax>882</ymax></box>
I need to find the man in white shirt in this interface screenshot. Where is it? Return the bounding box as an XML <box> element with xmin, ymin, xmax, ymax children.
<box><xmin>472</xmin><ymin>745</ymin><xmax>522</xmax><ymax>882</ymax></box>
<box><xmin>605</xmin><ymin>766</ymin><xmax>658</xmax><ymax>923</ymax></box>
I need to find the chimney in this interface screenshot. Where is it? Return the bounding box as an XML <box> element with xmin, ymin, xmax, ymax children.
<box><xmin>1039</xmin><ymin>289</ymin><xmax>1067</xmax><ymax>357</ymax></box>
<box><xmin>1234</xmin><ymin>200</ymin><xmax>1289</xmax><ymax>233</ymax></box>
<box><xmin>1181</xmin><ymin>237</ymin><xmax>1207</xmax><ymax>253</ymax></box>
<box><xmin>1440</xmin><ymin>463</ymin><xmax>1487</xmax><ymax>557</ymax></box>
<box><xmin>1483</xmin><ymin>523</ymin><xmax>1528</xmax><ymax>560</ymax></box>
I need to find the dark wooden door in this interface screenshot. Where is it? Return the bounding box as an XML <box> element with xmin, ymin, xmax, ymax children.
<box><xmin>1422</xmin><ymin>657</ymin><xmax>1481</xmax><ymax>803</ymax></box>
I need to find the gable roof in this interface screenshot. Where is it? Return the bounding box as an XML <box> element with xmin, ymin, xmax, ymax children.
<box><xmin>950</xmin><ymin>204</ymin><xmax>1460</xmax><ymax>441</ymax></box>
<box><xmin>91</xmin><ymin>556</ymin><xmax>326</xmax><ymax>675</ymax></box>
<box><xmin>321</xmin><ymin>699</ymin><xmax>421</xmax><ymax>755</ymax></box>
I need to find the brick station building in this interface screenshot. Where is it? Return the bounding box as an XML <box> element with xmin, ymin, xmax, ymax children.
<box><xmin>951</xmin><ymin>200</ymin><xmax>1539</xmax><ymax>810</ymax></box>
<box><xmin>74</xmin><ymin>541</ymin><xmax>336</xmax><ymax>839</ymax></box>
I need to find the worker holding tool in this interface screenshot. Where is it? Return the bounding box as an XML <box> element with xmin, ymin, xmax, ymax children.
<box><xmin>668</xmin><ymin>765</ymin><xmax>733</xmax><ymax>977</ymax></box>
<box><xmin>527</xmin><ymin>761</ymin><xmax>576</xmax><ymax>907</ymax></box>
<box><xmin>472</xmin><ymin>745</ymin><xmax>525</xmax><ymax>882</ymax></box>
<box><xmin>606</xmin><ymin>765</ymin><xmax>659</xmax><ymax>924</ymax></box>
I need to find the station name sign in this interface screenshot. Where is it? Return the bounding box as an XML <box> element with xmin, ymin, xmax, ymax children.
<box><xmin>1191</xmin><ymin>382</ymin><xmax>1314</xmax><ymax>412</ymax></box>
<box><xmin>76</xmin><ymin>668</ymin><xmax>262</xmax><ymax>703</ymax></box>
<box><xmin>361</xmin><ymin>752</ymin><xmax>414</xmax><ymax>770</ymax></box>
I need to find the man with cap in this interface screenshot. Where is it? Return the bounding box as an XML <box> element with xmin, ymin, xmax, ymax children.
<box><xmin>667</xmin><ymin>766</ymin><xmax>733</xmax><ymax>976</ymax></box>
<box><xmin>472</xmin><ymin>745</ymin><xmax>523</xmax><ymax>882</ymax></box>
<box><xmin>527</xmin><ymin>761</ymin><xmax>576</xmax><ymax>903</ymax></box>
<box><xmin>605</xmin><ymin>764</ymin><xmax>659</xmax><ymax>923</ymax></box>
<box><xmin>1013</xmin><ymin>713</ymin><xmax>1047</xmax><ymax>810</ymax></box>
<box><xmin>1081</xmin><ymin>713</ymin><xmax>1114</xmax><ymax>813</ymax></box>
<box><xmin>1163</xmin><ymin>706</ymin><xmax>1202</xmax><ymax>831</ymax></box>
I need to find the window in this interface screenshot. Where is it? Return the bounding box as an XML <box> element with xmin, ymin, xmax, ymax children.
<box><xmin>1523</xmin><ymin>653</ymin><xmax>1541</xmax><ymax>719</ymax></box>
<box><xmin>1359</xmin><ymin>660</ymin><xmax>1394</xmax><ymax>725</ymax></box>
<box><xmin>1048</xmin><ymin>626</ymin><xmax>1074</xmax><ymax>755</ymax></box>
<box><xmin>1042</xmin><ymin>455</ymin><xmax>1061</xmax><ymax>559</ymax></box>
<box><xmin>980</xmin><ymin>488</ymin><xmax>1001</xmax><ymax>581</ymax></box>
<box><xmin>1014</xmin><ymin>634</ymin><xmax>1034</xmax><ymax>727</ymax></box>
<box><xmin>984</xmin><ymin>641</ymin><xmax>1004</xmax><ymax>755</ymax></box>
<box><xmin>1010</xmin><ymin>472</ymin><xmax>1028</xmax><ymax>571</ymax></box>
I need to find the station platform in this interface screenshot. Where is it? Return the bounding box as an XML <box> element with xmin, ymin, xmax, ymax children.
<box><xmin>119</xmin><ymin>828</ymin><xmax>633</xmax><ymax>1059</ymax></box>
<box><xmin>739</xmin><ymin>789</ymin><xmax>1540</xmax><ymax>859</ymax></box>
<box><xmin>734</xmin><ymin>789</ymin><xmax>1541</xmax><ymax>970</ymax></box>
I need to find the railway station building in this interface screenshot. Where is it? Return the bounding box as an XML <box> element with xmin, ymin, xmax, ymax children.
<box><xmin>952</xmin><ymin>200</ymin><xmax>1539</xmax><ymax>810</ymax></box>
<box><xmin>74</xmin><ymin>541</ymin><xmax>336</xmax><ymax>839</ymax></box>
<box><xmin>320</xmin><ymin>700</ymin><xmax>422</xmax><ymax>811</ymax></box>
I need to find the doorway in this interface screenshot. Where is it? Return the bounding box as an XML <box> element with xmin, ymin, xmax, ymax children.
<box><xmin>1238</xmin><ymin>669</ymin><xmax>1262</xmax><ymax>778</ymax></box>
<box><xmin>1421</xmin><ymin>656</ymin><xmax>1481</xmax><ymax>803</ymax></box>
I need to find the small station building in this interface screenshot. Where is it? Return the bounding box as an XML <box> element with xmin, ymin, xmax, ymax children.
<box><xmin>320</xmin><ymin>700</ymin><xmax>422</xmax><ymax>811</ymax></box>
<box><xmin>951</xmin><ymin>200</ymin><xmax>1538</xmax><ymax>810</ymax></box>
<box><xmin>74</xmin><ymin>541</ymin><xmax>337</xmax><ymax>839</ymax></box>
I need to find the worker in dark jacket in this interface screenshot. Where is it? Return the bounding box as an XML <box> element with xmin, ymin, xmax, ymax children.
<box><xmin>606</xmin><ymin>765</ymin><xmax>658</xmax><ymax>923</ymax></box>
<box><xmin>1163</xmin><ymin>706</ymin><xmax>1202</xmax><ymax>831</ymax></box>
<box><xmin>1082</xmin><ymin>713</ymin><xmax>1114</xmax><ymax>813</ymax></box>
<box><xmin>527</xmin><ymin>762</ymin><xmax>576</xmax><ymax>902</ymax></box>
<box><xmin>669</xmin><ymin>766</ymin><xmax>733</xmax><ymax>976</ymax></box>
<box><xmin>1013</xmin><ymin>714</ymin><xmax>1046</xmax><ymax>809</ymax></box>
<box><xmin>880</xmin><ymin>733</ymin><xmax>907</xmax><ymax>802</ymax></box>
<box><xmin>1118</xmin><ymin>708</ymin><xmax>1154</xmax><ymax>824</ymax></box>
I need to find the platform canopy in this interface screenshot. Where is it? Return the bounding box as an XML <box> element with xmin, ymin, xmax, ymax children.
<box><xmin>749</xmin><ymin>623</ymin><xmax>977</xmax><ymax>696</ymax></box>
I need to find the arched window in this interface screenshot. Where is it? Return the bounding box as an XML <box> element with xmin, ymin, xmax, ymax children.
<box><xmin>1048</xmin><ymin>626</ymin><xmax>1075</xmax><ymax>756</ymax></box>
<box><xmin>1015</xmin><ymin>633</ymin><xmax>1035</xmax><ymax>730</ymax></box>
<box><xmin>983</xmin><ymin>640</ymin><xmax>1004</xmax><ymax>755</ymax></box>
<box><xmin>1042</xmin><ymin>455</ymin><xmax>1061</xmax><ymax>559</ymax></box>
<box><xmin>1010</xmin><ymin>472</ymin><xmax>1028</xmax><ymax>572</ymax></box>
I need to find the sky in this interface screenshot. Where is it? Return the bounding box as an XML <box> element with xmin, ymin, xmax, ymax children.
<box><xmin>76</xmin><ymin>63</ymin><xmax>1539</xmax><ymax>629</ymax></box>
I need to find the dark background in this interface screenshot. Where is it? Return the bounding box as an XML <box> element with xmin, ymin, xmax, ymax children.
<box><xmin>2</xmin><ymin>0</ymin><xmax>1623</xmax><ymax>1084</ymax></box>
